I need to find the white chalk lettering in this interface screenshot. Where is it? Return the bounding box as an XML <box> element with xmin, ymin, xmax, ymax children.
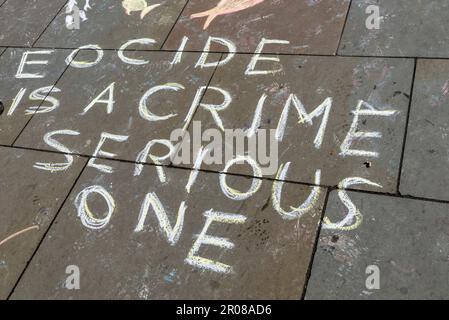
<box><xmin>245</xmin><ymin>38</ymin><xmax>289</xmax><ymax>76</ymax></box>
<box><xmin>196</xmin><ymin>37</ymin><xmax>236</xmax><ymax>68</ymax></box>
<box><xmin>276</xmin><ymin>95</ymin><xmax>332</xmax><ymax>149</ymax></box>
<box><xmin>185</xmin><ymin>146</ymin><xmax>209</xmax><ymax>193</ymax></box>
<box><xmin>272</xmin><ymin>162</ymin><xmax>321</xmax><ymax>220</ymax></box>
<box><xmin>245</xmin><ymin>93</ymin><xmax>267</xmax><ymax>137</ymax></box>
<box><xmin>170</xmin><ymin>36</ymin><xmax>189</xmax><ymax>66</ymax></box>
<box><xmin>340</xmin><ymin>100</ymin><xmax>397</xmax><ymax>158</ymax></box>
<box><xmin>134</xmin><ymin>192</ymin><xmax>186</xmax><ymax>246</ymax></box>
<box><xmin>118</xmin><ymin>38</ymin><xmax>156</xmax><ymax>65</ymax></box>
<box><xmin>16</xmin><ymin>50</ymin><xmax>54</xmax><ymax>79</ymax></box>
<box><xmin>134</xmin><ymin>139</ymin><xmax>175</xmax><ymax>183</ymax></box>
<box><xmin>322</xmin><ymin>177</ymin><xmax>382</xmax><ymax>230</ymax></box>
<box><xmin>34</xmin><ymin>130</ymin><xmax>79</xmax><ymax>172</ymax></box>
<box><xmin>139</xmin><ymin>83</ymin><xmax>184</xmax><ymax>122</ymax></box>
<box><xmin>26</xmin><ymin>86</ymin><xmax>61</xmax><ymax>115</ymax></box>
<box><xmin>185</xmin><ymin>209</ymin><xmax>246</xmax><ymax>274</ymax></box>
<box><xmin>220</xmin><ymin>156</ymin><xmax>262</xmax><ymax>201</ymax></box>
<box><xmin>195</xmin><ymin>86</ymin><xmax>232</xmax><ymax>131</ymax></box>
<box><xmin>66</xmin><ymin>44</ymin><xmax>104</xmax><ymax>68</ymax></box>
<box><xmin>7</xmin><ymin>88</ymin><xmax>27</xmax><ymax>116</ymax></box>
<box><xmin>75</xmin><ymin>185</ymin><xmax>115</xmax><ymax>230</ymax></box>
<box><xmin>88</xmin><ymin>132</ymin><xmax>129</xmax><ymax>173</ymax></box>
<box><xmin>81</xmin><ymin>82</ymin><xmax>116</xmax><ymax>115</ymax></box>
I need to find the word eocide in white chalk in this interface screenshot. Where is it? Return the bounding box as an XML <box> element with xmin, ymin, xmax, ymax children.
<box><xmin>10</xmin><ymin>37</ymin><xmax>398</xmax><ymax>274</ymax></box>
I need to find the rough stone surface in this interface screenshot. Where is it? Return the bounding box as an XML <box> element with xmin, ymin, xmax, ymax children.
<box><xmin>164</xmin><ymin>0</ymin><xmax>350</xmax><ymax>55</ymax></box>
<box><xmin>0</xmin><ymin>0</ymin><xmax>67</xmax><ymax>47</ymax></box>
<box><xmin>15</xmin><ymin>50</ymin><xmax>219</xmax><ymax>166</ymax></box>
<box><xmin>12</xmin><ymin>161</ymin><xmax>325</xmax><ymax>299</ymax></box>
<box><xmin>339</xmin><ymin>0</ymin><xmax>449</xmax><ymax>58</ymax></box>
<box><xmin>400</xmin><ymin>59</ymin><xmax>449</xmax><ymax>201</ymax></box>
<box><xmin>306</xmin><ymin>190</ymin><xmax>449</xmax><ymax>300</ymax></box>
<box><xmin>1</xmin><ymin>0</ymin><xmax>449</xmax><ymax>301</ymax></box>
<box><xmin>0</xmin><ymin>147</ymin><xmax>86</xmax><ymax>299</ymax></box>
<box><xmin>178</xmin><ymin>54</ymin><xmax>414</xmax><ymax>193</ymax></box>
<box><xmin>0</xmin><ymin>48</ymin><xmax>71</xmax><ymax>145</ymax></box>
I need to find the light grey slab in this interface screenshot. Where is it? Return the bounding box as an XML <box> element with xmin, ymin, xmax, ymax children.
<box><xmin>0</xmin><ymin>0</ymin><xmax>67</xmax><ymax>47</ymax></box>
<box><xmin>400</xmin><ymin>59</ymin><xmax>449</xmax><ymax>201</ymax></box>
<box><xmin>0</xmin><ymin>48</ymin><xmax>72</xmax><ymax>145</ymax></box>
<box><xmin>14</xmin><ymin>51</ymin><xmax>219</xmax><ymax>168</ymax></box>
<box><xmin>178</xmin><ymin>54</ymin><xmax>414</xmax><ymax>193</ymax></box>
<box><xmin>12</xmin><ymin>161</ymin><xmax>325</xmax><ymax>299</ymax></box>
<box><xmin>339</xmin><ymin>0</ymin><xmax>449</xmax><ymax>58</ymax></box>
<box><xmin>0</xmin><ymin>146</ymin><xmax>86</xmax><ymax>299</ymax></box>
<box><xmin>306</xmin><ymin>190</ymin><xmax>449</xmax><ymax>300</ymax></box>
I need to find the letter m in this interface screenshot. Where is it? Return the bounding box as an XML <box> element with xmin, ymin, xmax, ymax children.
<box><xmin>276</xmin><ymin>95</ymin><xmax>332</xmax><ymax>149</ymax></box>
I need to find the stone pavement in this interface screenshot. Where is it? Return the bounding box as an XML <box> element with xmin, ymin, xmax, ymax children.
<box><xmin>0</xmin><ymin>0</ymin><xmax>449</xmax><ymax>300</ymax></box>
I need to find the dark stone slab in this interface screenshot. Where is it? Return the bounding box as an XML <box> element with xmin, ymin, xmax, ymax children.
<box><xmin>36</xmin><ymin>0</ymin><xmax>188</xmax><ymax>49</ymax></box>
<box><xmin>163</xmin><ymin>0</ymin><xmax>350</xmax><ymax>55</ymax></box>
<box><xmin>0</xmin><ymin>146</ymin><xmax>86</xmax><ymax>299</ymax></box>
<box><xmin>339</xmin><ymin>0</ymin><xmax>449</xmax><ymax>58</ymax></box>
<box><xmin>0</xmin><ymin>0</ymin><xmax>66</xmax><ymax>47</ymax></box>
<box><xmin>0</xmin><ymin>48</ymin><xmax>72</xmax><ymax>145</ymax></box>
<box><xmin>400</xmin><ymin>59</ymin><xmax>449</xmax><ymax>201</ymax></box>
<box><xmin>177</xmin><ymin>54</ymin><xmax>413</xmax><ymax>193</ymax></box>
<box><xmin>11</xmin><ymin>161</ymin><xmax>325</xmax><ymax>299</ymax></box>
<box><xmin>306</xmin><ymin>191</ymin><xmax>449</xmax><ymax>299</ymax></box>
<box><xmin>15</xmin><ymin>50</ymin><xmax>219</xmax><ymax>168</ymax></box>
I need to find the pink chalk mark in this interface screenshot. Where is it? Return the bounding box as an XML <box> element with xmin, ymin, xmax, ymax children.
<box><xmin>0</xmin><ymin>225</ymin><xmax>39</xmax><ymax>248</ymax></box>
<box><xmin>190</xmin><ymin>0</ymin><xmax>266</xmax><ymax>30</ymax></box>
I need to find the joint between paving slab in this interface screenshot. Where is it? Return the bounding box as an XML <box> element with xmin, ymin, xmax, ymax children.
<box><xmin>10</xmin><ymin>48</ymin><xmax>80</xmax><ymax>147</ymax></box>
<box><xmin>6</xmin><ymin>159</ymin><xmax>89</xmax><ymax>300</ymax></box>
<box><xmin>170</xmin><ymin>52</ymin><xmax>225</xmax><ymax>161</ymax></box>
<box><xmin>4</xmin><ymin>142</ymin><xmax>449</xmax><ymax>207</ymax></box>
<box><xmin>160</xmin><ymin>0</ymin><xmax>191</xmax><ymax>50</ymax></box>
<box><xmin>31</xmin><ymin>0</ymin><xmax>69</xmax><ymax>48</ymax></box>
<box><xmin>336</xmin><ymin>0</ymin><xmax>352</xmax><ymax>56</ymax></box>
<box><xmin>396</xmin><ymin>58</ymin><xmax>418</xmax><ymax>194</ymax></box>
<box><xmin>1</xmin><ymin>142</ymin><xmax>324</xmax><ymax>189</ymax></box>
<box><xmin>3</xmin><ymin>45</ymin><xmax>449</xmax><ymax>62</ymax></box>
<box><xmin>301</xmin><ymin>186</ymin><xmax>333</xmax><ymax>300</ymax></box>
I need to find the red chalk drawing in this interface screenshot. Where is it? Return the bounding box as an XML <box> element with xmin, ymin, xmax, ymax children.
<box><xmin>191</xmin><ymin>0</ymin><xmax>265</xmax><ymax>30</ymax></box>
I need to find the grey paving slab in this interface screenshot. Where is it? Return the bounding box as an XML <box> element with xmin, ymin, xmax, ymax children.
<box><xmin>11</xmin><ymin>161</ymin><xmax>325</xmax><ymax>299</ymax></box>
<box><xmin>0</xmin><ymin>0</ymin><xmax>67</xmax><ymax>47</ymax></box>
<box><xmin>178</xmin><ymin>54</ymin><xmax>414</xmax><ymax>193</ymax></box>
<box><xmin>0</xmin><ymin>146</ymin><xmax>86</xmax><ymax>299</ymax></box>
<box><xmin>0</xmin><ymin>48</ymin><xmax>72</xmax><ymax>145</ymax></box>
<box><xmin>15</xmin><ymin>51</ymin><xmax>219</xmax><ymax>167</ymax></box>
<box><xmin>400</xmin><ymin>59</ymin><xmax>449</xmax><ymax>201</ymax></box>
<box><xmin>163</xmin><ymin>0</ymin><xmax>350</xmax><ymax>55</ymax></box>
<box><xmin>339</xmin><ymin>0</ymin><xmax>449</xmax><ymax>58</ymax></box>
<box><xmin>36</xmin><ymin>0</ymin><xmax>188</xmax><ymax>49</ymax></box>
<box><xmin>306</xmin><ymin>191</ymin><xmax>449</xmax><ymax>300</ymax></box>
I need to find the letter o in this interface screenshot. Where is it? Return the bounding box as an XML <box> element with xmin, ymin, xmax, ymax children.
<box><xmin>219</xmin><ymin>156</ymin><xmax>262</xmax><ymax>201</ymax></box>
<box><xmin>75</xmin><ymin>185</ymin><xmax>115</xmax><ymax>229</ymax></box>
<box><xmin>66</xmin><ymin>44</ymin><xmax>104</xmax><ymax>68</ymax></box>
